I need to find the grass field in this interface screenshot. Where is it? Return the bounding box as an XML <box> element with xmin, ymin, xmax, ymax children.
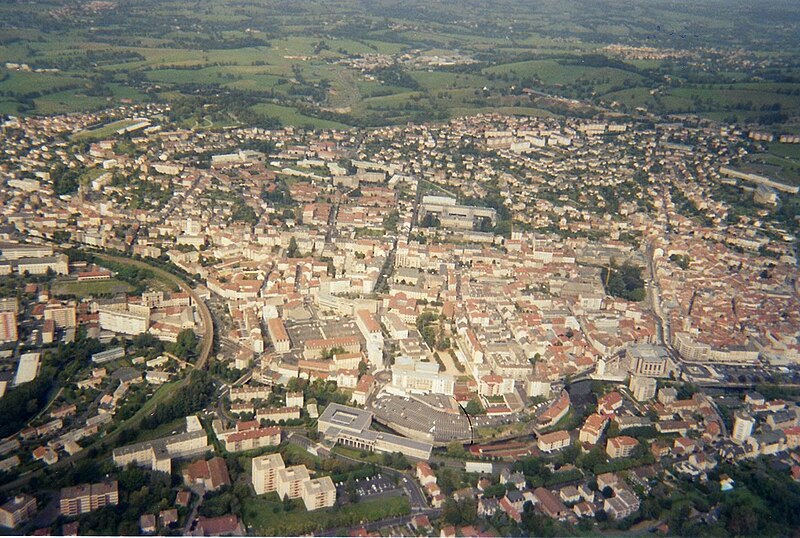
<box><xmin>73</xmin><ymin>119</ymin><xmax>142</xmax><ymax>141</ymax></box>
<box><xmin>250</xmin><ymin>103</ymin><xmax>350</xmax><ymax>129</ymax></box>
<box><xmin>51</xmin><ymin>278</ymin><xmax>133</xmax><ymax>297</ymax></box>
<box><xmin>242</xmin><ymin>494</ymin><xmax>410</xmax><ymax>535</ymax></box>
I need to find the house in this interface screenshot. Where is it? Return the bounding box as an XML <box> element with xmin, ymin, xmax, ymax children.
<box><xmin>139</xmin><ymin>514</ymin><xmax>156</xmax><ymax>534</ymax></box>
<box><xmin>175</xmin><ymin>491</ymin><xmax>191</xmax><ymax>507</ymax></box>
<box><xmin>160</xmin><ymin>509</ymin><xmax>178</xmax><ymax>528</ymax></box>
<box><xmin>32</xmin><ymin>446</ymin><xmax>58</xmax><ymax>465</ymax></box>
<box><xmin>477</xmin><ymin>497</ymin><xmax>500</xmax><ymax>517</ymax></box>
<box><xmin>184</xmin><ymin>457</ymin><xmax>231</xmax><ymax>492</ymax></box>
<box><xmin>533</xmin><ymin>487</ymin><xmax>569</xmax><ymax>520</ymax></box>
<box><xmin>573</xmin><ymin>501</ymin><xmax>595</xmax><ymax>518</ymax></box>
<box><xmin>411</xmin><ymin>514</ymin><xmax>431</xmax><ymax>532</ymax></box>
<box><xmin>499</xmin><ymin>469</ymin><xmax>526</xmax><ymax>489</ymax></box>
<box><xmin>194</xmin><ymin>515</ymin><xmax>244</xmax><ymax>536</ymax></box>
<box><xmin>597</xmin><ymin>391</ymin><xmax>623</xmax><ymax>415</ymax></box>
<box><xmin>651</xmin><ymin>440</ymin><xmax>671</xmax><ymax>460</ymax></box>
<box><xmin>504</xmin><ymin>490</ymin><xmax>525</xmax><ymax>511</ymax></box>
<box><xmin>603</xmin><ymin>488</ymin><xmax>640</xmax><ymax>520</ymax></box>
<box><xmin>559</xmin><ymin>485</ymin><xmax>581</xmax><ymax>504</ymax></box>
<box><xmin>673</xmin><ymin>437</ymin><xmax>699</xmax><ymax>456</ymax></box>
<box><xmin>416</xmin><ymin>461</ymin><xmax>437</xmax><ymax>486</ymax></box>
<box><xmin>499</xmin><ymin>496</ymin><xmax>522</xmax><ymax>523</ymax></box>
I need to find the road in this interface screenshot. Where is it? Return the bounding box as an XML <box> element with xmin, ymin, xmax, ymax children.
<box><xmin>95</xmin><ymin>252</ymin><xmax>214</xmax><ymax>369</ymax></box>
<box><xmin>314</xmin><ymin>509</ymin><xmax>442</xmax><ymax>537</ymax></box>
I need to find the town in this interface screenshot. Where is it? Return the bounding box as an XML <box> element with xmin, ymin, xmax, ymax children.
<box><xmin>0</xmin><ymin>86</ymin><xmax>799</xmax><ymax>537</ymax></box>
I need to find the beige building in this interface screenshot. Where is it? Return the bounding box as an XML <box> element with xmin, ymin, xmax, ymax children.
<box><xmin>0</xmin><ymin>311</ymin><xmax>17</xmax><ymax>342</ymax></box>
<box><xmin>59</xmin><ymin>481</ymin><xmax>118</xmax><ymax>517</ymax></box>
<box><xmin>15</xmin><ymin>254</ymin><xmax>69</xmax><ymax>275</ymax></box>
<box><xmin>267</xmin><ymin>318</ymin><xmax>291</xmax><ymax>353</ymax></box>
<box><xmin>538</xmin><ymin>430</ymin><xmax>571</xmax><ymax>453</ymax></box>
<box><xmin>112</xmin><ymin>428</ymin><xmax>209</xmax><ymax>474</ymax></box>
<box><xmin>732</xmin><ymin>410</ymin><xmax>755</xmax><ymax>444</ymax></box>
<box><xmin>277</xmin><ymin>465</ymin><xmax>310</xmax><ymax>500</ymax></box>
<box><xmin>0</xmin><ymin>494</ymin><xmax>36</xmax><ymax>528</ymax></box>
<box><xmin>606</xmin><ymin>436</ymin><xmax>638</xmax><ymax>459</ymax></box>
<box><xmin>302</xmin><ymin>477</ymin><xmax>336</xmax><ymax>511</ymax></box>
<box><xmin>44</xmin><ymin>304</ymin><xmax>77</xmax><ymax>329</ymax></box>
<box><xmin>223</xmin><ymin>426</ymin><xmax>281</xmax><ymax>453</ymax></box>
<box><xmin>629</xmin><ymin>375</ymin><xmax>657</xmax><ymax>401</ymax></box>
<box><xmin>99</xmin><ymin>305</ymin><xmax>150</xmax><ymax>336</ymax></box>
<box><xmin>252</xmin><ymin>453</ymin><xmax>285</xmax><ymax>495</ymax></box>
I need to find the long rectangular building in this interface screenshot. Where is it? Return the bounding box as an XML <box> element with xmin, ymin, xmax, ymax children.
<box><xmin>112</xmin><ymin>428</ymin><xmax>209</xmax><ymax>474</ymax></box>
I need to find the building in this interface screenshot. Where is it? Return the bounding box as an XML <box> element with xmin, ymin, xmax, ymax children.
<box><xmin>112</xmin><ymin>423</ymin><xmax>210</xmax><ymax>474</ymax></box>
<box><xmin>267</xmin><ymin>318</ymin><xmax>291</xmax><ymax>353</ymax></box>
<box><xmin>0</xmin><ymin>494</ymin><xmax>37</xmax><ymax>528</ymax></box>
<box><xmin>606</xmin><ymin>436</ymin><xmax>639</xmax><ymax>459</ymax></box>
<box><xmin>302</xmin><ymin>476</ymin><xmax>336</xmax><ymax>511</ymax></box>
<box><xmin>657</xmin><ymin>387</ymin><xmax>677</xmax><ymax>405</ymax></box>
<box><xmin>252</xmin><ymin>453</ymin><xmax>285</xmax><ymax>495</ymax></box>
<box><xmin>256</xmin><ymin>406</ymin><xmax>301</xmax><ymax>423</ymax></box>
<box><xmin>14</xmin><ymin>254</ymin><xmax>69</xmax><ymax>275</ymax></box>
<box><xmin>579</xmin><ymin>414</ymin><xmax>608</xmax><ymax>445</ymax></box>
<box><xmin>538</xmin><ymin>391</ymin><xmax>571</xmax><ymax>427</ymax></box>
<box><xmin>223</xmin><ymin>426</ymin><xmax>281</xmax><ymax>452</ymax></box>
<box><xmin>230</xmin><ymin>385</ymin><xmax>271</xmax><ymax>402</ymax></box>
<box><xmin>91</xmin><ymin>347</ymin><xmax>125</xmax><ymax>364</ymax></box>
<box><xmin>538</xmin><ymin>430</ymin><xmax>571</xmax><ymax>453</ymax></box>
<box><xmin>419</xmin><ymin>196</ymin><xmax>497</xmax><ymax>230</ymax></box>
<box><xmin>13</xmin><ymin>352</ymin><xmax>40</xmax><ymax>386</ymax></box>
<box><xmin>732</xmin><ymin>410</ymin><xmax>755</xmax><ymax>444</ymax></box>
<box><xmin>59</xmin><ymin>481</ymin><xmax>118</xmax><ymax>517</ymax></box>
<box><xmin>318</xmin><ymin>403</ymin><xmax>432</xmax><ymax>460</ymax></box>
<box><xmin>390</xmin><ymin>356</ymin><xmax>455</xmax><ymax>395</ymax></box>
<box><xmin>194</xmin><ymin>515</ymin><xmax>245</xmax><ymax>536</ymax></box>
<box><xmin>603</xmin><ymin>489</ymin><xmax>640</xmax><ymax>520</ymax></box>
<box><xmin>44</xmin><ymin>303</ymin><xmax>77</xmax><ymax>328</ymax></box>
<box><xmin>98</xmin><ymin>305</ymin><xmax>150</xmax><ymax>336</ymax></box>
<box><xmin>0</xmin><ymin>311</ymin><xmax>18</xmax><ymax>342</ymax></box>
<box><xmin>533</xmin><ymin>487</ymin><xmax>569</xmax><ymax>520</ymax></box>
<box><xmin>277</xmin><ymin>465</ymin><xmax>310</xmax><ymax>500</ymax></box>
<box><xmin>356</xmin><ymin>309</ymin><xmax>384</xmax><ymax>367</ymax></box>
<box><xmin>626</xmin><ymin>344</ymin><xmax>672</xmax><ymax>377</ymax></box>
<box><xmin>629</xmin><ymin>375</ymin><xmax>657</xmax><ymax>401</ymax></box>
<box><xmin>184</xmin><ymin>457</ymin><xmax>231</xmax><ymax>492</ymax></box>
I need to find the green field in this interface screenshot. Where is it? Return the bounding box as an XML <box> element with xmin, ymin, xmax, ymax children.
<box><xmin>51</xmin><ymin>278</ymin><xmax>133</xmax><ymax>297</ymax></box>
<box><xmin>242</xmin><ymin>494</ymin><xmax>410</xmax><ymax>535</ymax></box>
<box><xmin>0</xmin><ymin>0</ymin><xmax>798</xmax><ymax>129</ymax></box>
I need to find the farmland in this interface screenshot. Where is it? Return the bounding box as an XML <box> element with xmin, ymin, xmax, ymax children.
<box><xmin>0</xmin><ymin>0</ymin><xmax>798</xmax><ymax>131</ymax></box>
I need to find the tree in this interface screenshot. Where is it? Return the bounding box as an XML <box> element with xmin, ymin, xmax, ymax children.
<box><xmin>287</xmin><ymin>237</ymin><xmax>299</xmax><ymax>258</ymax></box>
<box><xmin>447</xmin><ymin>441</ymin><xmax>467</xmax><ymax>459</ymax></box>
<box><xmin>465</xmin><ymin>398</ymin><xmax>484</xmax><ymax>416</ymax></box>
<box><xmin>172</xmin><ymin>329</ymin><xmax>198</xmax><ymax>360</ymax></box>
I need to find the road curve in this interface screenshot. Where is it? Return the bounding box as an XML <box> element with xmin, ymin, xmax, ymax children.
<box><xmin>95</xmin><ymin>253</ymin><xmax>214</xmax><ymax>369</ymax></box>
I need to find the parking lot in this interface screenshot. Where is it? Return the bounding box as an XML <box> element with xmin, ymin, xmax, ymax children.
<box><xmin>286</xmin><ymin>318</ymin><xmax>361</xmax><ymax>346</ymax></box>
<box><xmin>335</xmin><ymin>473</ymin><xmax>400</xmax><ymax>502</ymax></box>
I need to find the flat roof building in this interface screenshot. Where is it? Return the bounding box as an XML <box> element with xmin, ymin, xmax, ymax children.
<box><xmin>318</xmin><ymin>403</ymin><xmax>432</xmax><ymax>460</ymax></box>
